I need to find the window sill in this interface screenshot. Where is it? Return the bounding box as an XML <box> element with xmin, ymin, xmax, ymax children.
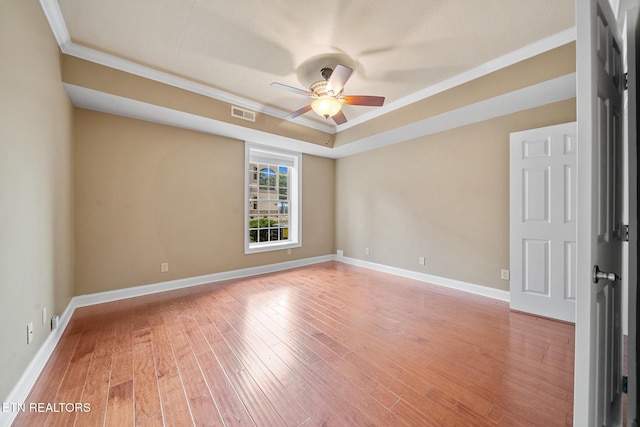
<box><xmin>245</xmin><ymin>241</ymin><xmax>301</xmax><ymax>254</ymax></box>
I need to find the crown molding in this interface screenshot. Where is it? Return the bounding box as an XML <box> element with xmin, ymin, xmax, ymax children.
<box><xmin>336</xmin><ymin>27</ymin><xmax>577</xmax><ymax>131</ymax></box>
<box><xmin>40</xmin><ymin>0</ymin><xmax>576</xmax><ymax>136</ymax></box>
<box><xmin>331</xmin><ymin>73</ymin><xmax>576</xmax><ymax>157</ymax></box>
<box><xmin>60</xmin><ymin>42</ymin><xmax>336</xmax><ymax>133</ymax></box>
<box><xmin>38</xmin><ymin>0</ymin><xmax>335</xmax><ymax>134</ymax></box>
<box><xmin>38</xmin><ymin>0</ymin><xmax>71</xmax><ymax>49</ymax></box>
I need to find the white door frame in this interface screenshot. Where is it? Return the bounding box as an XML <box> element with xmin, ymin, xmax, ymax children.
<box><xmin>626</xmin><ymin>5</ymin><xmax>638</xmax><ymax>425</ymax></box>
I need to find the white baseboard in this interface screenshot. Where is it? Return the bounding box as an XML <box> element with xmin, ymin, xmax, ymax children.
<box><xmin>1</xmin><ymin>253</ymin><xmax>508</xmax><ymax>427</ymax></box>
<box><xmin>339</xmin><ymin>256</ymin><xmax>510</xmax><ymax>302</ymax></box>
<box><xmin>0</xmin><ymin>254</ymin><xmax>335</xmax><ymax>427</ymax></box>
<box><xmin>72</xmin><ymin>254</ymin><xmax>336</xmax><ymax>308</ymax></box>
<box><xmin>0</xmin><ymin>301</ymin><xmax>75</xmax><ymax>427</ymax></box>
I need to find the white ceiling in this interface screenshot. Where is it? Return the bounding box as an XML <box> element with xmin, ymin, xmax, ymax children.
<box><xmin>53</xmin><ymin>0</ymin><xmax>575</xmax><ymax>129</ymax></box>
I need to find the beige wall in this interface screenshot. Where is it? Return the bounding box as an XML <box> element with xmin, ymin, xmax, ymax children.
<box><xmin>74</xmin><ymin>109</ymin><xmax>335</xmax><ymax>295</ymax></box>
<box><xmin>335</xmin><ymin>99</ymin><xmax>576</xmax><ymax>291</ymax></box>
<box><xmin>0</xmin><ymin>0</ymin><xmax>74</xmax><ymax>401</ymax></box>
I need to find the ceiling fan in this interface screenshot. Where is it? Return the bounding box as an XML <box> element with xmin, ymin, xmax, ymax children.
<box><xmin>271</xmin><ymin>65</ymin><xmax>385</xmax><ymax>125</ymax></box>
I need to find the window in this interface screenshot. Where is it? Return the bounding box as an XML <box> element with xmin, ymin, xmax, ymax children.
<box><xmin>245</xmin><ymin>143</ymin><xmax>301</xmax><ymax>253</ymax></box>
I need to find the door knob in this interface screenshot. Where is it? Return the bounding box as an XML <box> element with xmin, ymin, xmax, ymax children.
<box><xmin>592</xmin><ymin>265</ymin><xmax>620</xmax><ymax>284</ymax></box>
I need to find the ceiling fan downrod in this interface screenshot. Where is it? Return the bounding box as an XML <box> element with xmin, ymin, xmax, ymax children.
<box><xmin>320</xmin><ymin>67</ymin><xmax>333</xmax><ymax>81</ymax></box>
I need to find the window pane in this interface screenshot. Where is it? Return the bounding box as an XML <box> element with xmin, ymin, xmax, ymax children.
<box><xmin>259</xmin><ymin>166</ymin><xmax>275</xmax><ymax>189</ymax></box>
<box><xmin>247</xmin><ymin>145</ymin><xmax>300</xmax><ymax>252</ymax></box>
<box><xmin>268</xmin><ymin>187</ymin><xmax>278</xmax><ymax>200</ymax></box>
<box><xmin>249</xmin><ymin>163</ymin><xmax>258</xmax><ymax>184</ymax></box>
<box><xmin>279</xmin><ymin>177</ymin><xmax>288</xmax><ymax>189</ymax></box>
<box><xmin>249</xmin><ymin>216</ymin><xmax>260</xmax><ymax>229</ymax></box>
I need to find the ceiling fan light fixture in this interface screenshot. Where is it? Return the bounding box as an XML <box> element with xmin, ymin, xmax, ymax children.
<box><xmin>311</xmin><ymin>96</ymin><xmax>343</xmax><ymax>119</ymax></box>
<box><xmin>273</xmin><ymin>64</ymin><xmax>384</xmax><ymax>123</ymax></box>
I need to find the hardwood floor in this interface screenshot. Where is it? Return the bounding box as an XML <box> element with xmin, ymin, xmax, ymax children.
<box><xmin>13</xmin><ymin>261</ymin><xmax>575</xmax><ymax>426</ymax></box>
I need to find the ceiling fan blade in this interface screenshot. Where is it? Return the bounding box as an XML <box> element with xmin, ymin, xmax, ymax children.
<box><xmin>326</xmin><ymin>64</ymin><xmax>352</xmax><ymax>95</ymax></box>
<box><xmin>343</xmin><ymin>95</ymin><xmax>385</xmax><ymax>107</ymax></box>
<box><xmin>286</xmin><ymin>104</ymin><xmax>312</xmax><ymax>119</ymax></box>
<box><xmin>271</xmin><ymin>82</ymin><xmax>312</xmax><ymax>97</ymax></box>
<box><xmin>332</xmin><ymin>110</ymin><xmax>347</xmax><ymax>125</ymax></box>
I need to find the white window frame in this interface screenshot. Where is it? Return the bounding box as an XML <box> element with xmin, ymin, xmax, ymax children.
<box><xmin>244</xmin><ymin>142</ymin><xmax>302</xmax><ymax>254</ymax></box>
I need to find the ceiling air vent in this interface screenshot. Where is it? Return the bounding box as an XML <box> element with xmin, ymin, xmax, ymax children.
<box><xmin>231</xmin><ymin>106</ymin><xmax>256</xmax><ymax>122</ymax></box>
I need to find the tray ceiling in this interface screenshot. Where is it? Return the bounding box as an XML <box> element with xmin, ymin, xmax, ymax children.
<box><xmin>54</xmin><ymin>0</ymin><xmax>575</xmax><ymax>129</ymax></box>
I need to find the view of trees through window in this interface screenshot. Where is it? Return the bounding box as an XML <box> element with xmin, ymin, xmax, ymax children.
<box><xmin>248</xmin><ymin>163</ymin><xmax>289</xmax><ymax>244</ymax></box>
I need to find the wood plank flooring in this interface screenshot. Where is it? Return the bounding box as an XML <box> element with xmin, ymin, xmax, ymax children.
<box><xmin>12</xmin><ymin>261</ymin><xmax>575</xmax><ymax>426</ymax></box>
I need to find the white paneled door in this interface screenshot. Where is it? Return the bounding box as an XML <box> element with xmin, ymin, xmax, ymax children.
<box><xmin>510</xmin><ymin>122</ymin><xmax>577</xmax><ymax>323</ymax></box>
<box><xmin>576</xmin><ymin>0</ymin><xmax>625</xmax><ymax>424</ymax></box>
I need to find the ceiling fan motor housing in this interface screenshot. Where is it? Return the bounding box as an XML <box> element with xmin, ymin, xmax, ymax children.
<box><xmin>310</xmin><ymin>81</ymin><xmax>330</xmax><ymax>96</ymax></box>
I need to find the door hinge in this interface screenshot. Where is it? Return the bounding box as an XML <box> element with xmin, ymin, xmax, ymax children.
<box><xmin>623</xmin><ymin>224</ymin><xmax>630</xmax><ymax>242</ymax></box>
<box><xmin>623</xmin><ymin>375</ymin><xmax>628</xmax><ymax>394</ymax></box>
<box><xmin>625</xmin><ymin>72</ymin><xmax>629</xmax><ymax>90</ymax></box>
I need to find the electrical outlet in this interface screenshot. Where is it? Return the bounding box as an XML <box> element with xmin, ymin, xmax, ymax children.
<box><xmin>287</xmin><ymin>248</ymin><xmax>291</xmax><ymax>255</ymax></box>
<box><xmin>501</xmin><ymin>269</ymin><xmax>510</xmax><ymax>280</ymax></box>
<box><xmin>42</xmin><ymin>307</ymin><xmax>47</xmax><ymax>326</ymax></box>
<box><xmin>419</xmin><ymin>256</ymin><xmax>426</xmax><ymax>266</ymax></box>
<box><xmin>365</xmin><ymin>247</ymin><xmax>370</xmax><ymax>256</ymax></box>
<box><xmin>27</xmin><ymin>322</ymin><xmax>33</xmax><ymax>344</ymax></box>
<box><xmin>161</xmin><ymin>262</ymin><xmax>169</xmax><ymax>273</ymax></box>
